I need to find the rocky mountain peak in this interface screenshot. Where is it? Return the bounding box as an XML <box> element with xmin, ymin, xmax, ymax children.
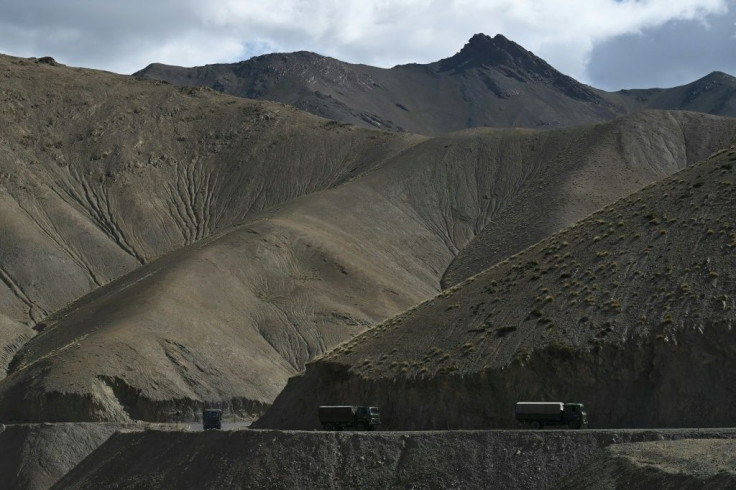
<box><xmin>441</xmin><ymin>33</ymin><xmax>542</xmax><ymax>72</ymax></box>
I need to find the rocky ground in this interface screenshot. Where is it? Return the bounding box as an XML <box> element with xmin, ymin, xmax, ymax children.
<box><xmin>0</xmin><ymin>423</ymin><xmax>125</xmax><ymax>489</ymax></box>
<box><xmin>554</xmin><ymin>438</ymin><xmax>736</xmax><ymax>489</ymax></box>
<box><xmin>51</xmin><ymin>428</ymin><xmax>736</xmax><ymax>489</ymax></box>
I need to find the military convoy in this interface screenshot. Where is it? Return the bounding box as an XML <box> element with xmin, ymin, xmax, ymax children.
<box><xmin>319</xmin><ymin>405</ymin><xmax>381</xmax><ymax>431</ymax></box>
<box><xmin>514</xmin><ymin>402</ymin><xmax>587</xmax><ymax>429</ymax></box>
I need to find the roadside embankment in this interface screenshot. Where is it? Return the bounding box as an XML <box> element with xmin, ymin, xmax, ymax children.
<box><xmin>54</xmin><ymin>428</ymin><xmax>736</xmax><ymax>489</ymax></box>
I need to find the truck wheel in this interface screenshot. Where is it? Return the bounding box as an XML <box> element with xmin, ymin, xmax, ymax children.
<box><xmin>357</xmin><ymin>422</ymin><xmax>368</xmax><ymax>431</ymax></box>
<box><xmin>323</xmin><ymin>424</ymin><xmax>334</xmax><ymax>431</ymax></box>
<box><xmin>335</xmin><ymin>425</ymin><xmax>343</xmax><ymax>431</ymax></box>
<box><xmin>568</xmin><ymin>421</ymin><xmax>581</xmax><ymax>430</ymax></box>
<box><xmin>530</xmin><ymin>421</ymin><xmax>541</xmax><ymax>430</ymax></box>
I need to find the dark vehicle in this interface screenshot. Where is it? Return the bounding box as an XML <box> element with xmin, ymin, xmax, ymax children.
<box><xmin>202</xmin><ymin>409</ymin><xmax>222</xmax><ymax>430</ymax></box>
<box><xmin>319</xmin><ymin>405</ymin><xmax>381</xmax><ymax>431</ymax></box>
<box><xmin>514</xmin><ymin>402</ymin><xmax>587</xmax><ymax>429</ymax></box>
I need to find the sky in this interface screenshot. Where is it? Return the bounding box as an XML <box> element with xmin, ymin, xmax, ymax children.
<box><xmin>0</xmin><ymin>0</ymin><xmax>734</xmax><ymax>91</ymax></box>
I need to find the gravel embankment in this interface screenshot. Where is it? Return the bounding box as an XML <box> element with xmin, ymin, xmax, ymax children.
<box><xmin>54</xmin><ymin>428</ymin><xmax>736</xmax><ymax>489</ymax></box>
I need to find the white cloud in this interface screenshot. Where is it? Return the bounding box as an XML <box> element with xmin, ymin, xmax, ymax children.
<box><xmin>0</xmin><ymin>0</ymin><xmax>730</xmax><ymax>87</ymax></box>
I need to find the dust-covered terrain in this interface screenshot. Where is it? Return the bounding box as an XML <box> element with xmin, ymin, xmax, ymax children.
<box><xmin>137</xmin><ymin>34</ymin><xmax>736</xmax><ymax>135</ymax></box>
<box><xmin>2</xmin><ymin>106</ymin><xmax>733</xmax><ymax>423</ymax></box>
<box><xmin>52</xmin><ymin>428</ymin><xmax>736</xmax><ymax>490</ymax></box>
<box><xmin>554</xmin><ymin>438</ymin><xmax>736</xmax><ymax>489</ymax></box>
<box><xmin>0</xmin><ymin>423</ymin><xmax>124</xmax><ymax>489</ymax></box>
<box><xmin>256</xmin><ymin>147</ymin><xmax>736</xmax><ymax>431</ymax></box>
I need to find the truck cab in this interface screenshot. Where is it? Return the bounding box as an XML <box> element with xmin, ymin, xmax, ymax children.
<box><xmin>563</xmin><ymin>403</ymin><xmax>587</xmax><ymax>429</ymax></box>
<box><xmin>356</xmin><ymin>406</ymin><xmax>381</xmax><ymax>428</ymax></box>
<box><xmin>202</xmin><ymin>409</ymin><xmax>222</xmax><ymax>430</ymax></box>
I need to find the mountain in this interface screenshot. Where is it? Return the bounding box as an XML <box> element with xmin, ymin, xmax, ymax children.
<box><xmin>0</xmin><ymin>53</ymin><xmax>734</xmax><ymax>424</ymax></box>
<box><xmin>1</xmin><ymin>108</ymin><xmax>733</xmax><ymax>423</ymax></box>
<box><xmin>612</xmin><ymin>71</ymin><xmax>736</xmax><ymax>117</ymax></box>
<box><xmin>0</xmin><ymin>53</ymin><xmax>420</xmax><ymax>377</ymax></box>
<box><xmin>255</xmin><ymin>147</ymin><xmax>736</xmax><ymax>430</ymax></box>
<box><xmin>136</xmin><ymin>34</ymin><xmax>736</xmax><ymax>135</ymax></box>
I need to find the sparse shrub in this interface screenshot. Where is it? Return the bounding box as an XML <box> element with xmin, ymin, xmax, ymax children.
<box><xmin>545</xmin><ymin>342</ymin><xmax>576</xmax><ymax>361</ymax></box>
<box><xmin>496</xmin><ymin>326</ymin><xmax>517</xmax><ymax>337</ymax></box>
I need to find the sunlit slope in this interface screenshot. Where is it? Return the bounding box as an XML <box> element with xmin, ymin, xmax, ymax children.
<box><xmin>0</xmin><ymin>54</ymin><xmax>422</xmax><ymax>374</ymax></box>
<box><xmin>442</xmin><ymin>110</ymin><xmax>736</xmax><ymax>286</ymax></box>
<box><xmin>256</xmin><ymin>147</ymin><xmax>736</xmax><ymax>430</ymax></box>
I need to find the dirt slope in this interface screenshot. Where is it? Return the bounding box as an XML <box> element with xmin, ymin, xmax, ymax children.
<box><xmin>553</xmin><ymin>439</ymin><xmax>736</xmax><ymax>489</ymax></box>
<box><xmin>442</xmin><ymin>110</ymin><xmax>736</xmax><ymax>286</ymax></box>
<box><xmin>0</xmin><ymin>53</ymin><xmax>422</xmax><ymax>375</ymax></box>
<box><xmin>53</xmin><ymin>429</ymin><xmax>736</xmax><ymax>490</ymax></box>
<box><xmin>0</xmin><ymin>423</ymin><xmax>122</xmax><ymax>489</ymax></box>
<box><xmin>256</xmin><ymin>147</ymin><xmax>736</xmax><ymax>431</ymax></box>
<box><xmin>2</xmin><ymin>109</ymin><xmax>732</xmax><ymax>424</ymax></box>
<box><xmin>136</xmin><ymin>34</ymin><xmax>736</xmax><ymax>135</ymax></box>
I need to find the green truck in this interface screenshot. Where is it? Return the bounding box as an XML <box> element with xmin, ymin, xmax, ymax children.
<box><xmin>319</xmin><ymin>406</ymin><xmax>381</xmax><ymax>431</ymax></box>
<box><xmin>515</xmin><ymin>402</ymin><xmax>587</xmax><ymax>429</ymax></box>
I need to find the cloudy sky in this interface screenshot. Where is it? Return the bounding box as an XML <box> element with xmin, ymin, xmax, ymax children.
<box><xmin>0</xmin><ymin>0</ymin><xmax>734</xmax><ymax>90</ymax></box>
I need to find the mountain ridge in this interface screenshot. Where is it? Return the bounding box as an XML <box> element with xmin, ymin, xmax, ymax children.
<box><xmin>136</xmin><ymin>34</ymin><xmax>736</xmax><ymax>135</ymax></box>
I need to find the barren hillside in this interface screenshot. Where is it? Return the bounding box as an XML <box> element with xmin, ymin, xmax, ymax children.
<box><xmin>0</xmin><ymin>423</ymin><xmax>122</xmax><ymax>489</ymax></box>
<box><xmin>137</xmin><ymin>34</ymin><xmax>736</xmax><ymax>135</ymax></box>
<box><xmin>2</xmin><ymin>53</ymin><xmax>735</xmax><ymax>425</ymax></box>
<box><xmin>0</xmin><ymin>53</ymin><xmax>422</xmax><ymax>375</ymax></box>
<box><xmin>256</xmin><ymin>147</ymin><xmax>736</xmax><ymax>430</ymax></box>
